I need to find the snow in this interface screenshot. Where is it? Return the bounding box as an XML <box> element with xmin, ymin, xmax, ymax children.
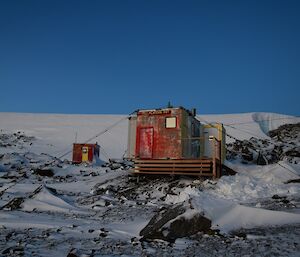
<box><xmin>209</xmin><ymin>162</ymin><xmax>300</xmax><ymax>202</ymax></box>
<box><xmin>165</xmin><ymin>187</ymin><xmax>300</xmax><ymax>233</ymax></box>
<box><xmin>0</xmin><ymin>111</ymin><xmax>299</xmax><ymax>256</ymax></box>
<box><xmin>0</xmin><ymin>112</ymin><xmax>128</xmax><ymax>160</ymax></box>
<box><xmin>48</xmin><ymin>169</ymin><xmax>126</xmax><ymax>194</ymax></box>
<box><xmin>213</xmin><ymin>203</ymin><xmax>300</xmax><ymax>232</ymax></box>
<box><xmin>0</xmin><ymin>211</ymin><xmax>71</xmax><ymax>229</ymax></box>
<box><xmin>1</xmin><ymin>112</ymin><xmax>299</xmax><ymax>158</ymax></box>
<box><xmin>21</xmin><ymin>186</ymin><xmax>87</xmax><ymax>214</ymax></box>
<box><xmin>200</xmin><ymin>112</ymin><xmax>300</xmax><ymax>142</ymax></box>
<box><xmin>192</xmin><ymin>192</ymin><xmax>300</xmax><ymax>233</ymax></box>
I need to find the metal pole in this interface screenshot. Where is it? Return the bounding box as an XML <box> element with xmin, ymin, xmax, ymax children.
<box><xmin>212</xmin><ymin>138</ymin><xmax>216</xmax><ymax>179</ymax></box>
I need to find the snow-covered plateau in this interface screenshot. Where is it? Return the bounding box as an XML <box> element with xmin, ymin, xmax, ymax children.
<box><xmin>0</xmin><ymin>112</ymin><xmax>299</xmax><ymax>257</ymax></box>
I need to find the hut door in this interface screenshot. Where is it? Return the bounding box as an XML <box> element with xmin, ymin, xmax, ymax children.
<box><xmin>82</xmin><ymin>146</ymin><xmax>89</xmax><ymax>162</ymax></box>
<box><xmin>138</xmin><ymin>127</ymin><xmax>154</xmax><ymax>158</ymax></box>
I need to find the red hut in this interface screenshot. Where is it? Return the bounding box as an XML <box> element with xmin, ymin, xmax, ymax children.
<box><xmin>133</xmin><ymin>107</ymin><xmax>200</xmax><ymax>159</ymax></box>
<box><xmin>127</xmin><ymin>107</ymin><xmax>224</xmax><ymax>178</ymax></box>
<box><xmin>72</xmin><ymin>143</ymin><xmax>100</xmax><ymax>164</ymax></box>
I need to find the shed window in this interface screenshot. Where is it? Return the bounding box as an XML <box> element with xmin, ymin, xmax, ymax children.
<box><xmin>166</xmin><ymin>117</ymin><xmax>176</xmax><ymax>128</ymax></box>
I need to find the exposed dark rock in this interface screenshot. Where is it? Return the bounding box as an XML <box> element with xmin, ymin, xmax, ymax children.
<box><xmin>67</xmin><ymin>248</ymin><xmax>79</xmax><ymax>257</ymax></box>
<box><xmin>272</xmin><ymin>194</ymin><xmax>281</xmax><ymax>200</ymax></box>
<box><xmin>256</xmin><ymin>152</ymin><xmax>268</xmax><ymax>165</ymax></box>
<box><xmin>282</xmin><ymin>199</ymin><xmax>290</xmax><ymax>204</ymax></box>
<box><xmin>268</xmin><ymin>123</ymin><xmax>300</xmax><ymax>138</ymax></box>
<box><xmin>231</xmin><ymin>231</ymin><xmax>247</xmax><ymax>239</ymax></box>
<box><xmin>140</xmin><ymin>205</ymin><xmax>185</xmax><ymax>239</ymax></box>
<box><xmin>285</xmin><ymin>178</ymin><xmax>300</xmax><ymax>184</ymax></box>
<box><xmin>227</xmin><ymin>123</ymin><xmax>300</xmax><ymax>165</ymax></box>
<box><xmin>140</xmin><ymin>204</ymin><xmax>211</xmax><ymax>242</ymax></box>
<box><xmin>33</xmin><ymin>168</ymin><xmax>54</xmax><ymax>177</ymax></box>
<box><xmin>1</xmin><ymin>197</ymin><xmax>24</xmax><ymax>210</ymax></box>
<box><xmin>100</xmin><ymin>232</ymin><xmax>107</xmax><ymax>237</ymax></box>
<box><xmin>242</xmin><ymin>153</ymin><xmax>253</xmax><ymax>162</ymax></box>
<box><xmin>285</xmin><ymin>149</ymin><xmax>300</xmax><ymax>158</ymax></box>
<box><xmin>272</xmin><ymin>195</ymin><xmax>290</xmax><ymax>204</ymax></box>
<box><xmin>2</xmin><ymin>246</ymin><xmax>24</xmax><ymax>255</ymax></box>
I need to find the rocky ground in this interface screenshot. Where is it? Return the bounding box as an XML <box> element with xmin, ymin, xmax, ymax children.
<box><xmin>0</xmin><ymin>127</ymin><xmax>300</xmax><ymax>256</ymax></box>
<box><xmin>226</xmin><ymin>123</ymin><xmax>300</xmax><ymax>165</ymax></box>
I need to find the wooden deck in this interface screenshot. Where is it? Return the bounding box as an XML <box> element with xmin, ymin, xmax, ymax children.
<box><xmin>131</xmin><ymin>158</ymin><xmax>222</xmax><ymax>179</ymax></box>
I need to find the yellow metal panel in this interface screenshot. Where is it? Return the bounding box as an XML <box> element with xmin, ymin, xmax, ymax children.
<box><xmin>82</xmin><ymin>146</ymin><xmax>89</xmax><ymax>162</ymax></box>
<box><xmin>217</xmin><ymin>124</ymin><xmax>222</xmax><ymax>141</ymax></box>
<box><xmin>203</xmin><ymin>123</ymin><xmax>226</xmax><ymax>163</ymax></box>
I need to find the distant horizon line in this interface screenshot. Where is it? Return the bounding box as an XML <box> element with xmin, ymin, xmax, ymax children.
<box><xmin>0</xmin><ymin>110</ymin><xmax>298</xmax><ymax>117</ymax></box>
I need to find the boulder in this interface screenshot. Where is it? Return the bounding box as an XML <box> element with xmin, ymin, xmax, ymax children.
<box><xmin>33</xmin><ymin>168</ymin><xmax>54</xmax><ymax>177</ymax></box>
<box><xmin>140</xmin><ymin>204</ymin><xmax>211</xmax><ymax>242</ymax></box>
<box><xmin>256</xmin><ymin>152</ymin><xmax>268</xmax><ymax>165</ymax></box>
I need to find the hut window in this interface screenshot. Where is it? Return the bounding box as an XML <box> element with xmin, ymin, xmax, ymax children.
<box><xmin>166</xmin><ymin>117</ymin><xmax>176</xmax><ymax>128</ymax></box>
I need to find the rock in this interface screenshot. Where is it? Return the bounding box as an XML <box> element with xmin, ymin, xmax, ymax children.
<box><xmin>256</xmin><ymin>152</ymin><xmax>268</xmax><ymax>165</ymax></box>
<box><xmin>272</xmin><ymin>194</ymin><xmax>281</xmax><ymax>200</ymax></box>
<box><xmin>166</xmin><ymin>212</ymin><xmax>212</xmax><ymax>241</ymax></box>
<box><xmin>63</xmin><ymin>159</ymin><xmax>70</xmax><ymax>164</ymax></box>
<box><xmin>100</xmin><ymin>232</ymin><xmax>107</xmax><ymax>237</ymax></box>
<box><xmin>140</xmin><ymin>204</ymin><xmax>211</xmax><ymax>242</ymax></box>
<box><xmin>33</xmin><ymin>168</ymin><xmax>54</xmax><ymax>177</ymax></box>
<box><xmin>241</xmin><ymin>153</ymin><xmax>253</xmax><ymax>162</ymax></box>
<box><xmin>2</xmin><ymin>246</ymin><xmax>24</xmax><ymax>255</ymax></box>
<box><xmin>67</xmin><ymin>248</ymin><xmax>79</xmax><ymax>257</ymax></box>
<box><xmin>285</xmin><ymin>149</ymin><xmax>300</xmax><ymax>158</ymax></box>
<box><xmin>241</xmin><ymin>146</ymin><xmax>254</xmax><ymax>162</ymax></box>
<box><xmin>285</xmin><ymin>178</ymin><xmax>300</xmax><ymax>184</ymax></box>
<box><xmin>282</xmin><ymin>199</ymin><xmax>290</xmax><ymax>204</ymax></box>
<box><xmin>1</xmin><ymin>197</ymin><xmax>24</xmax><ymax>210</ymax></box>
<box><xmin>226</xmin><ymin>123</ymin><xmax>300</xmax><ymax>165</ymax></box>
<box><xmin>272</xmin><ymin>195</ymin><xmax>290</xmax><ymax>204</ymax></box>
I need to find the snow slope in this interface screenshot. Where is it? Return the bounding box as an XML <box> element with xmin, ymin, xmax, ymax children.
<box><xmin>0</xmin><ymin>112</ymin><xmax>299</xmax><ymax>159</ymax></box>
<box><xmin>200</xmin><ymin>112</ymin><xmax>300</xmax><ymax>142</ymax></box>
<box><xmin>0</xmin><ymin>111</ymin><xmax>299</xmax><ymax>256</ymax></box>
<box><xmin>0</xmin><ymin>113</ymin><xmax>128</xmax><ymax>160</ymax></box>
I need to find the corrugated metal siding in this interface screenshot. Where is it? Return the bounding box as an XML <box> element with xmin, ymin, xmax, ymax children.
<box><xmin>72</xmin><ymin>144</ymin><xmax>82</xmax><ymax>163</ymax></box>
<box><xmin>182</xmin><ymin>113</ymin><xmax>201</xmax><ymax>159</ymax></box>
<box><xmin>127</xmin><ymin>116</ymin><xmax>137</xmax><ymax>159</ymax></box>
<box><xmin>134</xmin><ymin>107</ymin><xmax>202</xmax><ymax>160</ymax></box>
<box><xmin>136</xmin><ymin>108</ymin><xmax>182</xmax><ymax>159</ymax></box>
<box><xmin>202</xmin><ymin>124</ymin><xmax>226</xmax><ymax>163</ymax></box>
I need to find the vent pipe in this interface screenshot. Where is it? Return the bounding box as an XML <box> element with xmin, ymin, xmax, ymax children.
<box><xmin>191</xmin><ymin>108</ymin><xmax>196</xmax><ymax>116</ymax></box>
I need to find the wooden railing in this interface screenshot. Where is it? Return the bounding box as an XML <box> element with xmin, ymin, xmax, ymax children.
<box><xmin>132</xmin><ymin>137</ymin><xmax>222</xmax><ymax>179</ymax></box>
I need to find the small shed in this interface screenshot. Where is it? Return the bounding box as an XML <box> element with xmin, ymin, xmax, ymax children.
<box><xmin>72</xmin><ymin>143</ymin><xmax>100</xmax><ymax>164</ymax></box>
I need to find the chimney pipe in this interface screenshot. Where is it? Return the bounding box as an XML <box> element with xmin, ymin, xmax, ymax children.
<box><xmin>191</xmin><ymin>108</ymin><xmax>196</xmax><ymax>116</ymax></box>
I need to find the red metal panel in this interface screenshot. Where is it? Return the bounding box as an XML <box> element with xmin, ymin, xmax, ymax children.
<box><xmin>88</xmin><ymin>146</ymin><xmax>93</xmax><ymax>161</ymax></box>
<box><xmin>136</xmin><ymin>108</ymin><xmax>182</xmax><ymax>159</ymax></box>
<box><xmin>137</xmin><ymin>127</ymin><xmax>154</xmax><ymax>159</ymax></box>
<box><xmin>72</xmin><ymin>144</ymin><xmax>82</xmax><ymax>163</ymax></box>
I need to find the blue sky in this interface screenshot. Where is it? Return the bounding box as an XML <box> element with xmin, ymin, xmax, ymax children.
<box><xmin>0</xmin><ymin>0</ymin><xmax>299</xmax><ymax>115</ymax></box>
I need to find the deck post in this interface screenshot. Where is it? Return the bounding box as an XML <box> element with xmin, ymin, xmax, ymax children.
<box><xmin>218</xmin><ymin>140</ymin><xmax>222</xmax><ymax>178</ymax></box>
<box><xmin>212</xmin><ymin>138</ymin><xmax>216</xmax><ymax>179</ymax></box>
